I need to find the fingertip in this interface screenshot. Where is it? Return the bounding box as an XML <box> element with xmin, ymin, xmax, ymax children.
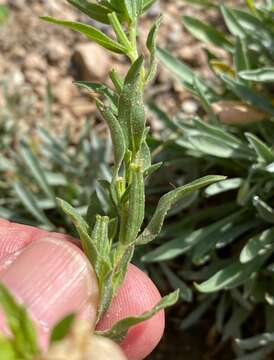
<box><xmin>97</xmin><ymin>264</ymin><xmax>165</xmax><ymax>360</ymax></box>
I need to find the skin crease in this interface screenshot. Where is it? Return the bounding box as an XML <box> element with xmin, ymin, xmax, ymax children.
<box><xmin>0</xmin><ymin>219</ymin><xmax>165</xmax><ymax>360</ymax></box>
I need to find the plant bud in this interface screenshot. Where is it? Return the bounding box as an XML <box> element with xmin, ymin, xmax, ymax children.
<box><xmin>212</xmin><ymin>100</ymin><xmax>266</xmax><ymax>124</ymax></box>
<box><xmin>36</xmin><ymin>320</ymin><xmax>126</xmax><ymax>360</ymax></box>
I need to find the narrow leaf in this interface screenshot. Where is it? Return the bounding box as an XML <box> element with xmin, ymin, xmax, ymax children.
<box><xmin>20</xmin><ymin>142</ymin><xmax>56</xmax><ymax>203</ymax></box>
<box><xmin>118</xmin><ymin>57</ymin><xmax>145</xmax><ymax>155</ymax></box>
<box><xmin>40</xmin><ymin>17</ymin><xmax>127</xmax><ymax>54</ymax></box>
<box><xmin>253</xmin><ymin>196</ymin><xmax>274</xmax><ymax>224</ymax></box>
<box><xmin>67</xmin><ymin>0</ymin><xmax>112</xmax><ymax>24</ymax></box>
<box><xmin>239</xmin><ymin>68</ymin><xmax>274</xmax><ymax>82</ymax></box>
<box><xmin>221</xmin><ymin>75</ymin><xmax>274</xmax><ymax>115</ymax></box>
<box><xmin>50</xmin><ymin>314</ymin><xmax>76</xmax><ymax>344</ymax></box>
<box><xmin>205</xmin><ymin>178</ymin><xmax>243</xmax><ymax>197</ymax></box>
<box><xmin>13</xmin><ymin>181</ymin><xmax>53</xmax><ymax>228</ymax></box>
<box><xmin>137</xmin><ymin>175</ymin><xmax>226</xmax><ymax>244</ymax></box>
<box><xmin>96</xmin><ymin>290</ymin><xmax>179</xmax><ymax>341</ymax></box>
<box><xmin>246</xmin><ymin>132</ymin><xmax>274</xmax><ymax>164</ymax></box>
<box><xmin>182</xmin><ymin>15</ymin><xmax>233</xmax><ymax>52</ymax></box>
<box><xmin>196</xmin><ymin>256</ymin><xmax>268</xmax><ymax>293</ymax></box>
<box><xmin>240</xmin><ymin>227</ymin><xmax>274</xmax><ymax>263</ymax></box>
<box><xmin>97</xmin><ymin>102</ymin><xmax>126</xmax><ymax>178</ymax></box>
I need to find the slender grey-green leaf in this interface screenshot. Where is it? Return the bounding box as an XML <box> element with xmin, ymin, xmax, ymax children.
<box><xmin>40</xmin><ymin>17</ymin><xmax>127</xmax><ymax>53</ymax></box>
<box><xmin>67</xmin><ymin>0</ymin><xmax>112</xmax><ymax>24</ymax></box>
<box><xmin>221</xmin><ymin>5</ymin><xmax>245</xmax><ymax>38</ymax></box>
<box><xmin>235</xmin><ymin>38</ymin><xmax>250</xmax><ymax>85</ymax></box>
<box><xmin>142</xmin><ymin>0</ymin><xmax>157</xmax><ymax>12</ymax></box>
<box><xmin>124</xmin><ymin>165</ymin><xmax>145</xmax><ymax>244</ymax></box>
<box><xmin>20</xmin><ymin>142</ymin><xmax>56</xmax><ymax>203</ymax></box>
<box><xmin>97</xmin><ymin>103</ymin><xmax>126</xmax><ymax>178</ymax></box>
<box><xmin>192</xmin><ymin>211</ymin><xmax>256</xmax><ymax>264</ymax></box>
<box><xmin>253</xmin><ymin>196</ymin><xmax>274</xmax><ymax>224</ymax></box>
<box><xmin>13</xmin><ymin>181</ymin><xmax>52</xmax><ymax>227</ymax></box>
<box><xmin>146</xmin><ymin>15</ymin><xmax>162</xmax><ymax>83</ymax></box>
<box><xmin>182</xmin><ymin>15</ymin><xmax>233</xmax><ymax>52</ymax></box>
<box><xmin>236</xmin><ymin>332</ymin><xmax>274</xmax><ymax>350</ymax></box>
<box><xmin>189</xmin><ymin>133</ymin><xmax>253</xmax><ymax>160</ymax></box>
<box><xmin>96</xmin><ymin>290</ymin><xmax>179</xmax><ymax>341</ymax></box>
<box><xmin>118</xmin><ymin>56</ymin><xmax>145</xmax><ymax>155</ymax></box>
<box><xmin>124</xmin><ymin>0</ymin><xmax>143</xmax><ymax>20</ymax></box>
<box><xmin>161</xmin><ymin>264</ymin><xmax>192</xmax><ymax>302</ymax></box>
<box><xmin>137</xmin><ymin>175</ymin><xmax>226</xmax><ymax>244</ymax></box>
<box><xmin>205</xmin><ymin>178</ymin><xmax>243</xmax><ymax>197</ymax></box>
<box><xmin>246</xmin><ymin>132</ymin><xmax>274</xmax><ymax>163</ymax></box>
<box><xmin>221</xmin><ymin>75</ymin><xmax>274</xmax><ymax>115</ymax></box>
<box><xmin>157</xmin><ymin>47</ymin><xmax>215</xmax><ymax>99</ymax></box>
<box><xmin>196</xmin><ymin>256</ymin><xmax>268</xmax><ymax>293</ymax></box>
<box><xmin>75</xmin><ymin>81</ymin><xmax>118</xmax><ymax>108</ymax></box>
<box><xmin>240</xmin><ymin>228</ymin><xmax>274</xmax><ymax>263</ymax></box>
<box><xmin>240</xmin><ymin>68</ymin><xmax>274</xmax><ymax>82</ymax></box>
<box><xmin>57</xmin><ymin>198</ymin><xmax>98</xmax><ymax>265</ymax></box>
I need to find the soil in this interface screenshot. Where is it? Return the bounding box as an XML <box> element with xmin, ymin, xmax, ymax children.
<box><xmin>0</xmin><ymin>0</ymin><xmax>231</xmax><ymax>140</ymax></box>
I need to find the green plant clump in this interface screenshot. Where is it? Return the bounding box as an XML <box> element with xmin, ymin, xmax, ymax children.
<box><xmin>37</xmin><ymin>0</ymin><xmax>224</xmax><ymax>347</ymax></box>
<box><xmin>145</xmin><ymin>0</ymin><xmax>274</xmax><ymax>358</ymax></box>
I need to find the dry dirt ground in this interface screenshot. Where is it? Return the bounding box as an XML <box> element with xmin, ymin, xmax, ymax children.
<box><xmin>0</xmin><ymin>1</ymin><xmax>245</xmax><ymax>359</ymax></box>
<box><xmin>0</xmin><ymin>0</ymin><xmax>231</xmax><ymax>140</ymax></box>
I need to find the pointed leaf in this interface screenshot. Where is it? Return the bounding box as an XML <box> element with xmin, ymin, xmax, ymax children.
<box><xmin>205</xmin><ymin>178</ymin><xmax>243</xmax><ymax>197</ymax></box>
<box><xmin>20</xmin><ymin>142</ymin><xmax>56</xmax><ymax>203</ymax></box>
<box><xmin>118</xmin><ymin>57</ymin><xmax>145</xmax><ymax>155</ymax></box>
<box><xmin>75</xmin><ymin>81</ymin><xmax>118</xmax><ymax>108</ymax></box>
<box><xmin>157</xmin><ymin>47</ymin><xmax>215</xmax><ymax>99</ymax></box>
<box><xmin>221</xmin><ymin>75</ymin><xmax>274</xmax><ymax>115</ymax></box>
<box><xmin>13</xmin><ymin>181</ymin><xmax>53</xmax><ymax>228</ymax></box>
<box><xmin>96</xmin><ymin>290</ymin><xmax>179</xmax><ymax>341</ymax></box>
<box><xmin>67</xmin><ymin>0</ymin><xmax>112</xmax><ymax>24</ymax></box>
<box><xmin>40</xmin><ymin>17</ymin><xmax>127</xmax><ymax>54</ymax></box>
<box><xmin>253</xmin><ymin>196</ymin><xmax>274</xmax><ymax>224</ymax></box>
<box><xmin>50</xmin><ymin>314</ymin><xmax>76</xmax><ymax>344</ymax></box>
<box><xmin>123</xmin><ymin>165</ymin><xmax>145</xmax><ymax>244</ymax></box>
<box><xmin>246</xmin><ymin>132</ymin><xmax>274</xmax><ymax>164</ymax></box>
<box><xmin>182</xmin><ymin>15</ymin><xmax>233</xmax><ymax>52</ymax></box>
<box><xmin>146</xmin><ymin>15</ymin><xmax>162</xmax><ymax>83</ymax></box>
<box><xmin>240</xmin><ymin>227</ymin><xmax>274</xmax><ymax>263</ymax></box>
<box><xmin>124</xmin><ymin>0</ymin><xmax>143</xmax><ymax>20</ymax></box>
<box><xmin>97</xmin><ymin>103</ymin><xmax>126</xmax><ymax>178</ymax></box>
<box><xmin>239</xmin><ymin>68</ymin><xmax>274</xmax><ymax>82</ymax></box>
<box><xmin>196</xmin><ymin>256</ymin><xmax>268</xmax><ymax>293</ymax></box>
<box><xmin>137</xmin><ymin>175</ymin><xmax>226</xmax><ymax>244</ymax></box>
<box><xmin>57</xmin><ymin>198</ymin><xmax>98</xmax><ymax>264</ymax></box>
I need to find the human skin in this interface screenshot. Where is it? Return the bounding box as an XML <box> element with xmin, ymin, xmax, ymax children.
<box><xmin>0</xmin><ymin>219</ymin><xmax>165</xmax><ymax>360</ymax></box>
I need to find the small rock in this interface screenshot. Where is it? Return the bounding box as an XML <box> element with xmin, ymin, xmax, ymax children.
<box><xmin>147</xmin><ymin>2</ymin><xmax>161</xmax><ymax>17</ymax></box>
<box><xmin>25</xmin><ymin>70</ymin><xmax>46</xmax><ymax>86</ymax></box>
<box><xmin>181</xmin><ymin>99</ymin><xmax>198</xmax><ymax>114</ymax></box>
<box><xmin>46</xmin><ymin>40</ymin><xmax>69</xmax><ymax>64</ymax></box>
<box><xmin>53</xmin><ymin>77</ymin><xmax>75</xmax><ymax>105</ymax></box>
<box><xmin>24</xmin><ymin>53</ymin><xmax>46</xmax><ymax>72</ymax></box>
<box><xmin>73</xmin><ymin>43</ymin><xmax>111</xmax><ymax>81</ymax></box>
<box><xmin>9</xmin><ymin>0</ymin><xmax>25</xmax><ymax>9</ymax></box>
<box><xmin>47</xmin><ymin>67</ymin><xmax>60</xmax><ymax>84</ymax></box>
<box><xmin>10</xmin><ymin>69</ymin><xmax>25</xmax><ymax>87</ymax></box>
<box><xmin>71</xmin><ymin>98</ymin><xmax>96</xmax><ymax>117</ymax></box>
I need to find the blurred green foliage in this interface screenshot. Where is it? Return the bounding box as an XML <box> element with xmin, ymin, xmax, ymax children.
<box><xmin>145</xmin><ymin>0</ymin><xmax>274</xmax><ymax>357</ymax></box>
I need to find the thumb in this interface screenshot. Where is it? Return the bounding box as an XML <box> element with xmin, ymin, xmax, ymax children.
<box><xmin>0</xmin><ymin>236</ymin><xmax>99</xmax><ymax>349</ymax></box>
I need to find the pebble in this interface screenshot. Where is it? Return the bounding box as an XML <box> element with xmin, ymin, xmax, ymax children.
<box><xmin>73</xmin><ymin>42</ymin><xmax>111</xmax><ymax>81</ymax></box>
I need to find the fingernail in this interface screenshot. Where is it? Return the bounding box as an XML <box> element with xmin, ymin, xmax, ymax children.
<box><xmin>0</xmin><ymin>237</ymin><xmax>99</xmax><ymax>346</ymax></box>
